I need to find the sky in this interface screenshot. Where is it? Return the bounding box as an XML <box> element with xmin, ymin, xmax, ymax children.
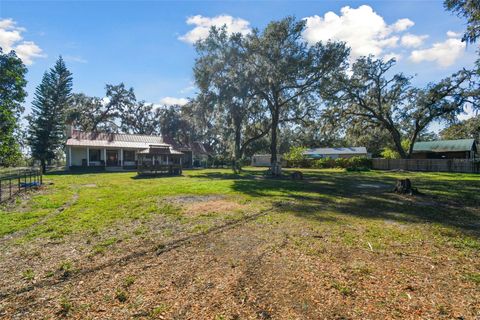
<box><xmin>1</xmin><ymin>0</ymin><xmax>478</xmax><ymax>126</ymax></box>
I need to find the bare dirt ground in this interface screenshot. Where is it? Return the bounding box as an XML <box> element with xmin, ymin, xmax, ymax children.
<box><xmin>1</xmin><ymin>204</ymin><xmax>479</xmax><ymax>319</ymax></box>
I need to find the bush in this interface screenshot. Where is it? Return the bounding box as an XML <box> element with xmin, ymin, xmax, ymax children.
<box><xmin>292</xmin><ymin>156</ymin><xmax>372</xmax><ymax>170</ymax></box>
<box><xmin>284</xmin><ymin>146</ymin><xmax>308</xmax><ymax>168</ymax></box>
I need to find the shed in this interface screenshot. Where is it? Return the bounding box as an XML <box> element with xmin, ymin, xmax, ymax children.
<box><xmin>412</xmin><ymin>139</ymin><xmax>478</xmax><ymax>159</ymax></box>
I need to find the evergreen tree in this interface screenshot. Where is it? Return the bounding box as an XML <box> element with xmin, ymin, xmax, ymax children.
<box><xmin>0</xmin><ymin>48</ymin><xmax>28</xmax><ymax>167</ymax></box>
<box><xmin>28</xmin><ymin>56</ymin><xmax>72</xmax><ymax>172</ymax></box>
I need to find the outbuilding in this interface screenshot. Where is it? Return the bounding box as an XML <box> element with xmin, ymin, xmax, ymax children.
<box><xmin>411</xmin><ymin>139</ymin><xmax>478</xmax><ymax>159</ymax></box>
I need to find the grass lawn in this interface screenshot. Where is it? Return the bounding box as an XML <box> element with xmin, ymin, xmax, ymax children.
<box><xmin>0</xmin><ymin>168</ymin><xmax>479</xmax><ymax>319</ymax></box>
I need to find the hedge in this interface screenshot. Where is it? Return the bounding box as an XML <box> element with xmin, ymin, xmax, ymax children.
<box><xmin>286</xmin><ymin>156</ymin><xmax>372</xmax><ymax>170</ymax></box>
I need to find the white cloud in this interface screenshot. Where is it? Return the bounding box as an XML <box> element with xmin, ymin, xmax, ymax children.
<box><xmin>179</xmin><ymin>14</ymin><xmax>251</xmax><ymax>44</ymax></box>
<box><xmin>391</xmin><ymin>18</ymin><xmax>415</xmax><ymax>32</ymax></box>
<box><xmin>64</xmin><ymin>55</ymin><xmax>88</xmax><ymax>64</ymax></box>
<box><xmin>159</xmin><ymin>97</ymin><xmax>189</xmax><ymax>106</ymax></box>
<box><xmin>0</xmin><ymin>18</ymin><xmax>45</xmax><ymax>65</ymax></box>
<box><xmin>303</xmin><ymin>5</ymin><xmax>414</xmax><ymax>58</ymax></box>
<box><xmin>409</xmin><ymin>37</ymin><xmax>466</xmax><ymax>67</ymax></box>
<box><xmin>401</xmin><ymin>33</ymin><xmax>428</xmax><ymax>48</ymax></box>
<box><xmin>446</xmin><ymin>30</ymin><xmax>462</xmax><ymax>38</ymax></box>
<box><xmin>383</xmin><ymin>52</ymin><xmax>402</xmax><ymax>61</ymax></box>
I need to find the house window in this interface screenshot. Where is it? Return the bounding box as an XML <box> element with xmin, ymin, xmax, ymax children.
<box><xmin>89</xmin><ymin>149</ymin><xmax>101</xmax><ymax>162</ymax></box>
<box><xmin>124</xmin><ymin>150</ymin><xmax>135</xmax><ymax>161</ymax></box>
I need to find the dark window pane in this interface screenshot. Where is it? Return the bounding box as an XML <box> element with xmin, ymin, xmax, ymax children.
<box><xmin>89</xmin><ymin>149</ymin><xmax>101</xmax><ymax>161</ymax></box>
<box><xmin>124</xmin><ymin>150</ymin><xmax>135</xmax><ymax>161</ymax></box>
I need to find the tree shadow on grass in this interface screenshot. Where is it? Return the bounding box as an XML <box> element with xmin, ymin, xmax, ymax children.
<box><xmin>46</xmin><ymin>170</ymin><xmax>130</xmax><ymax>176</ymax></box>
<box><xmin>220</xmin><ymin>170</ymin><xmax>480</xmax><ymax>239</ymax></box>
<box><xmin>130</xmin><ymin>174</ymin><xmax>184</xmax><ymax>180</ymax></box>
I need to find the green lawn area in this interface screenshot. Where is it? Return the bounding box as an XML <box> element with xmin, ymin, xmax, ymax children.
<box><xmin>2</xmin><ymin>168</ymin><xmax>479</xmax><ymax>242</ymax></box>
<box><xmin>1</xmin><ymin>168</ymin><xmax>479</xmax><ymax>318</ymax></box>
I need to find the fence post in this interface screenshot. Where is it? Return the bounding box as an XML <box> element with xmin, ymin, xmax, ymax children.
<box><xmin>10</xmin><ymin>178</ymin><xmax>12</xmax><ymax>198</ymax></box>
<box><xmin>0</xmin><ymin>179</ymin><xmax>2</xmax><ymax>202</ymax></box>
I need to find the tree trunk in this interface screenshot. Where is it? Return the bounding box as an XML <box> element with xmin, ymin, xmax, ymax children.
<box><xmin>390</xmin><ymin>130</ymin><xmax>408</xmax><ymax>159</ymax></box>
<box><xmin>270</xmin><ymin>106</ymin><xmax>281</xmax><ymax>176</ymax></box>
<box><xmin>232</xmin><ymin>122</ymin><xmax>242</xmax><ymax>174</ymax></box>
<box><xmin>407</xmin><ymin>130</ymin><xmax>420</xmax><ymax>159</ymax></box>
<box><xmin>41</xmin><ymin>159</ymin><xmax>46</xmax><ymax>174</ymax></box>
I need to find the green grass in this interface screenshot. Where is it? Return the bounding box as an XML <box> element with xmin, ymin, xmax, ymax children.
<box><xmin>1</xmin><ymin>168</ymin><xmax>479</xmax><ymax>255</ymax></box>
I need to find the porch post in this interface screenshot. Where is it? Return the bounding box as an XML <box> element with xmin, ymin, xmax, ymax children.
<box><xmin>68</xmin><ymin>146</ymin><xmax>72</xmax><ymax>167</ymax></box>
<box><xmin>120</xmin><ymin>149</ymin><xmax>123</xmax><ymax>167</ymax></box>
<box><xmin>86</xmin><ymin>147</ymin><xmax>90</xmax><ymax>167</ymax></box>
<box><xmin>103</xmin><ymin>148</ymin><xmax>107</xmax><ymax>167</ymax></box>
<box><xmin>166</xmin><ymin>155</ymin><xmax>169</xmax><ymax>165</ymax></box>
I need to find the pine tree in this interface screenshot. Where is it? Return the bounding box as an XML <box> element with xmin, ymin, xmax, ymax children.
<box><xmin>0</xmin><ymin>49</ymin><xmax>27</xmax><ymax>167</ymax></box>
<box><xmin>28</xmin><ymin>56</ymin><xmax>73</xmax><ymax>172</ymax></box>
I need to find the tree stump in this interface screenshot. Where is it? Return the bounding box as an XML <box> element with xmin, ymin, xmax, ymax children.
<box><xmin>291</xmin><ymin>171</ymin><xmax>303</xmax><ymax>180</ymax></box>
<box><xmin>393</xmin><ymin>178</ymin><xmax>418</xmax><ymax>195</ymax></box>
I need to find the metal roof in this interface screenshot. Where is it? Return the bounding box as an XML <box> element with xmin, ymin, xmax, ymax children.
<box><xmin>66</xmin><ymin>130</ymin><xmax>168</xmax><ymax>149</ymax></box>
<box><xmin>138</xmin><ymin>145</ymin><xmax>184</xmax><ymax>155</ymax></box>
<box><xmin>304</xmin><ymin>147</ymin><xmax>368</xmax><ymax>156</ymax></box>
<box><xmin>412</xmin><ymin>139</ymin><xmax>476</xmax><ymax>153</ymax></box>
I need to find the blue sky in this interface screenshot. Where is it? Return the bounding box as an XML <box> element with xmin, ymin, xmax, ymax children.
<box><xmin>1</xmin><ymin>0</ymin><xmax>478</xmax><ymax>124</ymax></box>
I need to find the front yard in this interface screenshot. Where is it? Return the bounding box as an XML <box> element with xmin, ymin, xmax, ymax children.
<box><xmin>0</xmin><ymin>168</ymin><xmax>479</xmax><ymax>319</ymax></box>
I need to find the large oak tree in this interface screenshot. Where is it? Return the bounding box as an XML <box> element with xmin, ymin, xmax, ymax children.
<box><xmin>244</xmin><ymin>17</ymin><xmax>349</xmax><ymax>174</ymax></box>
<box><xmin>323</xmin><ymin>56</ymin><xmax>477</xmax><ymax>158</ymax></box>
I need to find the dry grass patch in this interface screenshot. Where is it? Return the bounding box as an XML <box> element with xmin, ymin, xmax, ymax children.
<box><xmin>183</xmin><ymin>199</ymin><xmax>246</xmax><ymax>217</ymax></box>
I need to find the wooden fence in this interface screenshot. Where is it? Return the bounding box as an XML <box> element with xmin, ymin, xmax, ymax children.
<box><xmin>372</xmin><ymin>158</ymin><xmax>480</xmax><ymax>173</ymax></box>
<box><xmin>0</xmin><ymin>168</ymin><xmax>43</xmax><ymax>203</ymax></box>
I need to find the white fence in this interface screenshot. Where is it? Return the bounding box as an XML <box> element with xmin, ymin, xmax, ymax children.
<box><xmin>372</xmin><ymin>158</ymin><xmax>480</xmax><ymax>173</ymax></box>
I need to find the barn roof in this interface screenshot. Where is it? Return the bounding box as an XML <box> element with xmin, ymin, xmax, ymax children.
<box><xmin>304</xmin><ymin>147</ymin><xmax>368</xmax><ymax>156</ymax></box>
<box><xmin>412</xmin><ymin>139</ymin><xmax>476</xmax><ymax>153</ymax></box>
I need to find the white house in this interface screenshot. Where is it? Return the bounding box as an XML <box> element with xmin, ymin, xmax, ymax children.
<box><xmin>304</xmin><ymin>147</ymin><xmax>369</xmax><ymax>159</ymax></box>
<box><xmin>65</xmin><ymin>129</ymin><xmax>184</xmax><ymax>170</ymax></box>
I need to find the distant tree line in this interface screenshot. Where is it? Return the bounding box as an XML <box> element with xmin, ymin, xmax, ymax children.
<box><xmin>0</xmin><ymin>0</ymin><xmax>478</xmax><ymax>173</ymax></box>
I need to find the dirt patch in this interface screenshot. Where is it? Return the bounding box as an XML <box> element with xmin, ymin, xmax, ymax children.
<box><xmin>81</xmin><ymin>183</ymin><xmax>97</xmax><ymax>188</ymax></box>
<box><xmin>164</xmin><ymin>194</ymin><xmax>248</xmax><ymax>217</ymax></box>
<box><xmin>183</xmin><ymin>199</ymin><xmax>245</xmax><ymax>216</ymax></box>
<box><xmin>165</xmin><ymin>194</ymin><xmax>225</xmax><ymax>205</ymax></box>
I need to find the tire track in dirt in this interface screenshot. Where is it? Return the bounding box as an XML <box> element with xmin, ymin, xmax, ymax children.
<box><xmin>0</xmin><ymin>190</ymin><xmax>80</xmax><ymax>245</ymax></box>
<box><xmin>0</xmin><ymin>208</ymin><xmax>273</xmax><ymax>300</ymax></box>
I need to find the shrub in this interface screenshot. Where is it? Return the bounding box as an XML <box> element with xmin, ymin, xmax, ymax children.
<box><xmin>284</xmin><ymin>146</ymin><xmax>308</xmax><ymax>168</ymax></box>
<box><xmin>345</xmin><ymin>156</ymin><xmax>372</xmax><ymax>170</ymax></box>
<box><xmin>295</xmin><ymin>156</ymin><xmax>372</xmax><ymax>170</ymax></box>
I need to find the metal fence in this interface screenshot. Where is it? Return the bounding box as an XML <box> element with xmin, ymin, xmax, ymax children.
<box><xmin>0</xmin><ymin>168</ymin><xmax>43</xmax><ymax>203</ymax></box>
<box><xmin>372</xmin><ymin>158</ymin><xmax>480</xmax><ymax>173</ymax></box>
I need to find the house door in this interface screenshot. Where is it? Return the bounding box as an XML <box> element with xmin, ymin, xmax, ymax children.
<box><xmin>106</xmin><ymin>150</ymin><xmax>119</xmax><ymax>166</ymax></box>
